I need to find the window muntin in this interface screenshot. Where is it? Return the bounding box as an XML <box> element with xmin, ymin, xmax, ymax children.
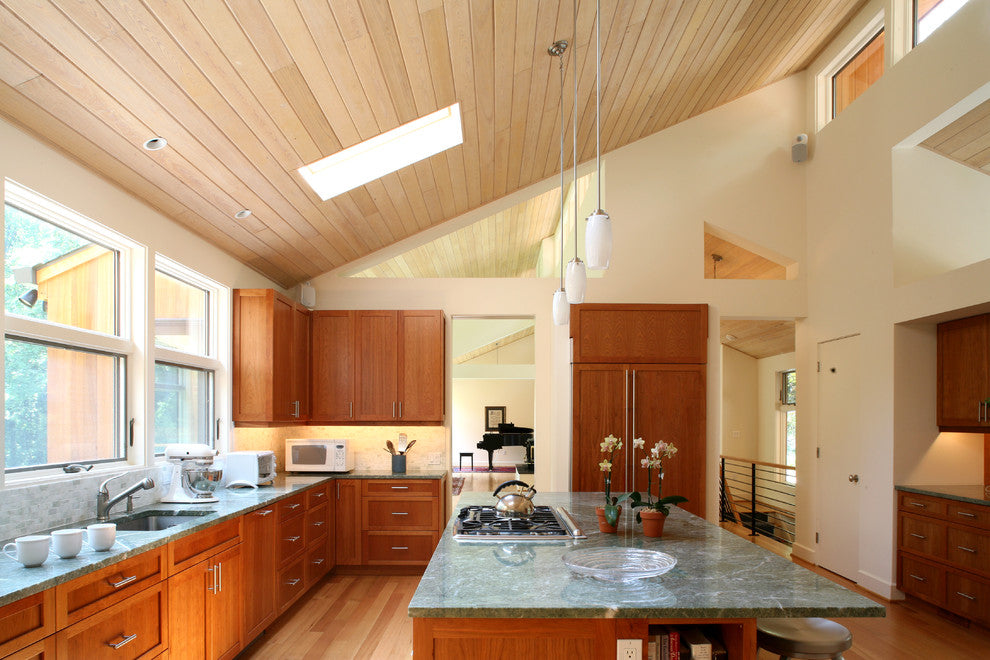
<box><xmin>154</xmin><ymin>363</ymin><xmax>214</xmax><ymax>454</ymax></box>
<box><xmin>915</xmin><ymin>0</ymin><xmax>968</xmax><ymax>44</ymax></box>
<box><xmin>780</xmin><ymin>369</ymin><xmax>796</xmax><ymax>405</ymax></box>
<box><xmin>777</xmin><ymin>369</ymin><xmax>796</xmax><ymax>483</ymax></box>
<box><xmin>4</xmin><ymin>337</ymin><xmax>124</xmax><ymax>471</ymax></box>
<box><xmin>832</xmin><ymin>29</ymin><xmax>885</xmax><ymax>118</ymax></box>
<box><xmin>155</xmin><ymin>270</ymin><xmax>209</xmax><ymax>356</ymax></box>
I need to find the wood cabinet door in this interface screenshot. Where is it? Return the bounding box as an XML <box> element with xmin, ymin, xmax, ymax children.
<box><xmin>335</xmin><ymin>479</ymin><xmax>362</xmax><ymax>565</ymax></box>
<box><xmin>207</xmin><ymin>544</ymin><xmax>242</xmax><ymax>660</ymax></box>
<box><xmin>937</xmin><ymin>315</ymin><xmax>990</xmax><ymax>429</ymax></box>
<box><xmin>241</xmin><ymin>507</ymin><xmax>276</xmax><ymax>642</ymax></box>
<box><xmin>291</xmin><ymin>303</ymin><xmax>311</xmax><ymax>421</ymax></box>
<box><xmin>232</xmin><ymin>289</ymin><xmax>275</xmax><ymax>422</ymax></box>
<box><xmin>167</xmin><ymin>559</ymin><xmax>208</xmax><ymax>659</ymax></box>
<box><xmin>572</xmin><ymin>364</ymin><xmax>629</xmax><ymax>492</ymax></box>
<box><xmin>271</xmin><ymin>292</ymin><xmax>295</xmax><ymax>422</ymax></box>
<box><xmin>628</xmin><ymin>364</ymin><xmax>706</xmax><ymax>518</ymax></box>
<box><xmin>311</xmin><ymin>311</ymin><xmax>356</xmax><ymax>422</ymax></box>
<box><xmin>326</xmin><ymin>484</ymin><xmax>337</xmax><ymax>571</ymax></box>
<box><xmin>571</xmin><ymin>304</ymin><xmax>708</xmax><ymax>364</ymax></box>
<box><xmin>398</xmin><ymin>310</ymin><xmax>444</xmax><ymax>422</ymax></box>
<box><xmin>354</xmin><ymin>311</ymin><xmax>398</xmax><ymax>421</ymax></box>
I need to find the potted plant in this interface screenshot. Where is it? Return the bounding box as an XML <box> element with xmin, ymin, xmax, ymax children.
<box><xmin>596</xmin><ymin>434</ymin><xmax>629</xmax><ymax>532</ymax></box>
<box><xmin>628</xmin><ymin>439</ymin><xmax>688</xmax><ymax>537</ymax></box>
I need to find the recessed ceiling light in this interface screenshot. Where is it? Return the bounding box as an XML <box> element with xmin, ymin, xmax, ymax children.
<box><xmin>297</xmin><ymin>103</ymin><xmax>463</xmax><ymax>201</ymax></box>
<box><xmin>143</xmin><ymin>137</ymin><xmax>167</xmax><ymax>151</ymax></box>
<box><xmin>234</xmin><ymin>209</ymin><xmax>252</xmax><ymax>220</ymax></box>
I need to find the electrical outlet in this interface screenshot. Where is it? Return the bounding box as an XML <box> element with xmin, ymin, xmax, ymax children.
<box><xmin>616</xmin><ymin>638</ymin><xmax>641</xmax><ymax>660</ymax></box>
<box><xmin>427</xmin><ymin>452</ymin><xmax>442</xmax><ymax>465</ymax></box>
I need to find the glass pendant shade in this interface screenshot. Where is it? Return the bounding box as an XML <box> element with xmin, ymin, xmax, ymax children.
<box><xmin>552</xmin><ymin>289</ymin><xmax>570</xmax><ymax>325</ymax></box>
<box><xmin>565</xmin><ymin>258</ymin><xmax>586</xmax><ymax>304</ymax></box>
<box><xmin>585</xmin><ymin>210</ymin><xmax>612</xmax><ymax>270</ymax></box>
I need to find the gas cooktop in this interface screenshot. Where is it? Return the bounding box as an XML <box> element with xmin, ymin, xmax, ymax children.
<box><xmin>452</xmin><ymin>505</ymin><xmax>586</xmax><ymax>541</ymax></box>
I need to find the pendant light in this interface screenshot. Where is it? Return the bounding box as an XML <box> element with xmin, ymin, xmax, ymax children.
<box><xmin>585</xmin><ymin>0</ymin><xmax>612</xmax><ymax>270</ymax></box>
<box><xmin>550</xmin><ymin>40</ymin><xmax>570</xmax><ymax>326</ymax></box>
<box><xmin>565</xmin><ymin>0</ymin><xmax>587</xmax><ymax>304</ymax></box>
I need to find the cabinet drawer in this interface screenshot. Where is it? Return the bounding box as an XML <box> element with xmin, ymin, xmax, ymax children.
<box><xmin>364</xmin><ymin>499</ymin><xmax>437</xmax><ymax>530</ymax></box>
<box><xmin>305</xmin><ymin>543</ymin><xmax>330</xmax><ymax>588</ymax></box>
<box><xmin>306</xmin><ymin>485</ymin><xmax>330</xmax><ymax>508</ymax></box>
<box><xmin>168</xmin><ymin>518</ymin><xmax>241</xmax><ymax>574</ymax></box>
<box><xmin>899</xmin><ymin>554</ymin><xmax>945</xmax><ymax>605</ymax></box>
<box><xmin>55</xmin><ymin>581</ymin><xmax>166</xmax><ymax>659</ymax></box>
<box><xmin>305</xmin><ymin>503</ymin><xmax>329</xmax><ymax>544</ymax></box>
<box><xmin>363</xmin><ymin>479</ymin><xmax>438</xmax><ymax>498</ymax></box>
<box><xmin>0</xmin><ymin>590</ymin><xmax>54</xmax><ymax>658</ymax></box>
<box><xmin>363</xmin><ymin>531</ymin><xmax>437</xmax><ymax>565</ymax></box>
<box><xmin>277</xmin><ymin>558</ymin><xmax>306</xmax><ymax>614</ymax></box>
<box><xmin>947</xmin><ymin>501</ymin><xmax>990</xmax><ymax>530</ymax></box>
<box><xmin>946</xmin><ymin>526</ymin><xmax>990</xmax><ymax>576</ymax></box>
<box><xmin>277</xmin><ymin>492</ymin><xmax>306</xmax><ymax>522</ymax></box>
<box><xmin>277</xmin><ymin>514</ymin><xmax>306</xmax><ymax>566</ymax></box>
<box><xmin>56</xmin><ymin>547</ymin><xmax>165</xmax><ymax>628</ymax></box>
<box><xmin>899</xmin><ymin>514</ymin><xmax>946</xmax><ymax>558</ymax></box>
<box><xmin>898</xmin><ymin>492</ymin><xmax>947</xmax><ymax>518</ymax></box>
<box><xmin>4</xmin><ymin>635</ymin><xmax>55</xmax><ymax>660</ymax></box>
<box><xmin>946</xmin><ymin>570</ymin><xmax>990</xmax><ymax>625</ymax></box>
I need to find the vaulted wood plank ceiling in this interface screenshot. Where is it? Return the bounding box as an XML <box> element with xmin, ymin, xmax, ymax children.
<box><xmin>921</xmin><ymin>97</ymin><xmax>990</xmax><ymax>177</ymax></box>
<box><xmin>0</xmin><ymin>1</ymin><xmax>866</xmax><ymax>288</ymax></box>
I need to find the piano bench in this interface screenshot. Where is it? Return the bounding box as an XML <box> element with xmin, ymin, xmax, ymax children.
<box><xmin>459</xmin><ymin>452</ymin><xmax>474</xmax><ymax>470</ymax></box>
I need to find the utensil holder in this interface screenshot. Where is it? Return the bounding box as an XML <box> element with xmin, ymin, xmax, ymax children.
<box><xmin>391</xmin><ymin>454</ymin><xmax>406</xmax><ymax>474</ymax></box>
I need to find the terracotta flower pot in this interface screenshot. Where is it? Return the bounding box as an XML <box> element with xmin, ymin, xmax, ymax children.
<box><xmin>639</xmin><ymin>509</ymin><xmax>666</xmax><ymax>538</ymax></box>
<box><xmin>596</xmin><ymin>506</ymin><xmax>621</xmax><ymax>533</ymax></box>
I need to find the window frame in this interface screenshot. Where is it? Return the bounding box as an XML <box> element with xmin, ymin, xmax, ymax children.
<box><xmin>815</xmin><ymin>10</ymin><xmax>885</xmax><ymax>130</ymax></box>
<box><xmin>776</xmin><ymin>369</ymin><xmax>797</xmax><ymax>479</ymax></box>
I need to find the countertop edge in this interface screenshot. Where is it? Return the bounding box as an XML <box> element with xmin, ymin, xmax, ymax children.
<box><xmin>894</xmin><ymin>484</ymin><xmax>990</xmax><ymax>507</ymax></box>
<box><xmin>407</xmin><ymin>605</ymin><xmax>886</xmax><ymax>619</ymax></box>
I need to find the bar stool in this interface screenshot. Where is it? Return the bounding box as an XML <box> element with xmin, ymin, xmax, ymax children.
<box><xmin>459</xmin><ymin>452</ymin><xmax>474</xmax><ymax>470</ymax></box>
<box><xmin>757</xmin><ymin>618</ymin><xmax>852</xmax><ymax>659</ymax></box>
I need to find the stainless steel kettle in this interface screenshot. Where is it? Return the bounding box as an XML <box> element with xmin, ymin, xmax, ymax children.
<box><xmin>493</xmin><ymin>480</ymin><xmax>537</xmax><ymax>518</ymax></box>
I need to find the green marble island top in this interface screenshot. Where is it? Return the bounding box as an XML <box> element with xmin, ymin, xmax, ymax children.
<box><xmin>408</xmin><ymin>492</ymin><xmax>885</xmax><ymax>620</ymax></box>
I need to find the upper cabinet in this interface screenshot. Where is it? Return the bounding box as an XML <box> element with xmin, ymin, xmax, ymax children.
<box><xmin>937</xmin><ymin>314</ymin><xmax>990</xmax><ymax>431</ymax></box>
<box><xmin>311</xmin><ymin>311</ymin><xmax>357</xmax><ymax>422</ymax></box>
<box><xmin>571</xmin><ymin>304</ymin><xmax>708</xmax><ymax>364</ymax></box>
<box><xmin>233</xmin><ymin>289</ymin><xmax>310</xmax><ymax>424</ymax></box>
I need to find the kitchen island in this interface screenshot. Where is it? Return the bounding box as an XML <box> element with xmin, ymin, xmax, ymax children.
<box><xmin>409</xmin><ymin>492</ymin><xmax>883</xmax><ymax>659</ymax></box>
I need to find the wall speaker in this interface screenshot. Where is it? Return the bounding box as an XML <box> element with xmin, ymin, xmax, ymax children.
<box><xmin>792</xmin><ymin>133</ymin><xmax>808</xmax><ymax>163</ymax></box>
<box><xmin>299</xmin><ymin>282</ymin><xmax>316</xmax><ymax>308</ymax></box>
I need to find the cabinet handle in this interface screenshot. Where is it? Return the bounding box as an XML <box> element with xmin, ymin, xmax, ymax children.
<box><xmin>910</xmin><ymin>574</ymin><xmax>927</xmax><ymax>582</ymax></box>
<box><xmin>910</xmin><ymin>533</ymin><xmax>927</xmax><ymax>539</ymax></box>
<box><xmin>391</xmin><ymin>512</ymin><xmax>409</xmax><ymax>516</ymax></box>
<box><xmin>314</xmin><ymin>491</ymin><xmax>325</xmax><ymax>498</ymax></box>
<box><xmin>286</xmin><ymin>503</ymin><xmax>301</xmax><ymax>509</ymax></box>
<box><xmin>956</xmin><ymin>591</ymin><xmax>977</xmax><ymax>601</ymax></box>
<box><xmin>286</xmin><ymin>578</ymin><xmax>301</xmax><ymax>586</ymax></box>
<box><xmin>337</xmin><ymin>481</ymin><xmax>340</xmax><ymax>499</ymax></box>
<box><xmin>910</xmin><ymin>502</ymin><xmax>926</xmax><ymax>508</ymax></box>
<box><xmin>391</xmin><ymin>486</ymin><xmax>409</xmax><ymax>490</ymax></box>
<box><xmin>957</xmin><ymin>511</ymin><xmax>977</xmax><ymax>518</ymax></box>
<box><xmin>106</xmin><ymin>633</ymin><xmax>137</xmax><ymax>649</ymax></box>
<box><xmin>217</xmin><ymin>561</ymin><xmax>222</xmax><ymax>594</ymax></box>
<box><xmin>108</xmin><ymin>574</ymin><xmax>137</xmax><ymax>589</ymax></box>
<box><xmin>956</xmin><ymin>545</ymin><xmax>977</xmax><ymax>554</ymax></box>
<box><xmin>257</xmin><ymin>509</ymin><xmax>274</xmax><ymax>516</ymax></box>
<box><xmin>349</xmin><ymin>401</ymin><xmax>353</xmax><ymax>419</ymax></box>
<box><xmin>293</xmin><ymin>400</ymin><xmax>300</xmax><ymax>418</ymax></box>
<box><xmin>206</xmin><ymin>565</ymin><xmax>216</xmax><ymax>593</ymax></box>
<box><xmin>312</xmin><ymin>558</ymin><xmax>324</xmax><ymax>565</ymax></box>
<box><xmin>392</xmin><ymin>401</ymin><xmax>396</xmax><ymax>418</ymax></box>
<box><xmin>391</xmin><ymin>546</ymin><xmax>409</xmax><ymax>551</ymax></box>
<box><xmin>285</xmin><ymin>536</ymin><xmax>301</xmax><ymax>543</ymax></box>
<box><xmin>399</xmin><ymin>401</ymin><xmax>402</xmax><ymax>418</ymax></box>
<box><xmin>313</xmin><ymin>520</ymin><xmax>325</xmax><ymax>526</ymax></box>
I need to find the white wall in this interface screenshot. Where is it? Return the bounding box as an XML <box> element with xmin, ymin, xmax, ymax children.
<box><xmin>799</xmin><ymin>0</ymin><xmax>990</xmax><ymax>598</ymax></box>
<box><xmin>452</xmin><ymin>379</ymin><xmax>535</xmax><ymax>468</ymax></box>
<box><xmin>757</xmin><ymin>352</ymin><xmax>796</xmax><ymax>464</ymax></box>
<box><xmin>720</xmin><ymin>347</ymin><xmax>758</xmax><ymax>459</ymax></box>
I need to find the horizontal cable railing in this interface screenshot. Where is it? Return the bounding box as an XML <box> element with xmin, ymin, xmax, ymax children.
<box><xmin>719</xmin><ymin>454</ymin><xmax>796</xmax><ymax>546</ymax></box>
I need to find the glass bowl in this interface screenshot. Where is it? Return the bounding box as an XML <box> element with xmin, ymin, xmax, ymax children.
<box><xmin>562</xmin><ymin>547</ymin><xmax>677</xmax><ymax>582</ymax></box>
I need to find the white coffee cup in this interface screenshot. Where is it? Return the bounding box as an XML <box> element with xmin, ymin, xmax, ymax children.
<box><xmin>52</xmin><ymin>529</ymin><xmax>86</xmax><ymax>559</ymax></box>
<box><xmin>2</xmin><ymin>535</ymin><xmax>51</xmax><ymax>567</ymax></box>
<box><xmin>85</xmin><ymin>523</ymin><xmax>116</xmax><ymax>552</ymax></box>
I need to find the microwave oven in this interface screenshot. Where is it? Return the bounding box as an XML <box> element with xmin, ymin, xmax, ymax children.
<box><xmin>285</xmin><ymin>438</ymin><xmax>353</xmax><ymax>472</ymax></box>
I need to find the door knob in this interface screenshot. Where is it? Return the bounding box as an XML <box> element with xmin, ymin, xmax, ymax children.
<box><xmin>848</xmin><ymin>474</ymin><xmax>859</xmax><ymax>483</ymax></box>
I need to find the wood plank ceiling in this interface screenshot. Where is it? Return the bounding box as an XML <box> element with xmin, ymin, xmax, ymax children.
<box><xmin>921</xmin><ymin>98</ymin><xmax>990</xmax><ymax>178</ymax></box>
<box><xmin>0</xmin><ymin>0</ymin><xmax>866</xmax><ymax>288</ymax></box>
<box><xmin>720</xmin><ymin>319</ymin><xmax>795</xmax><ymax>359</ymax></box>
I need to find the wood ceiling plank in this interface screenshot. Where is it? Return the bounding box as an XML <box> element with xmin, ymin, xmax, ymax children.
<box><xmin>922</xmin><ymin>99</ymin><xmax>990</xmax><ymax>149</ymax></box>
<box><xmin>768</xmin><ymin>0</ymin><xmax>864</xmax><ymax>80</ymax></box>
<box><xmin>418</xmin><ymin>6</ymin><xmax>458</xmax><ymax>220</ymax></box>
<box><xmin>593</xmin><ymin>0</ymin><xmax>646</xmax><ymax>160</ymax></box>
<box><xmin>376</xmin><ymin>171</ymin><xmax>422</xmax><ymax>237</ymax></box>
<box><xmin>503</xmin><ymin>0</ymin><xmax>539</xmax><ymax>194</ymax></box>
<box><xmin>720</xmin><ymin>319</ymin><xmax>795</xmax><ymax>359</ymax></box>
<box><xmin>333</xmin><ymin>5</ymin><xmax>399</xmax><ymax>134</ymax></box>
<box><xmin>444</xmin><ymin>0</ymin><xmax>480</xmax><ymax>211</ymax></box>
<box><xmin>359</xmin><ymin>179</ymin><xmax>406</xmax><ymax>244</ymax></box>
<box><xmin>358</xmin><ymin>0</ymin><xmax>419</xmax><ymax>125</ymax></box>
<box><xmin>388</xmin><ymin>1</ymin><xmax>438</xmax><ymax>116</ymax></box>
<box><xmin>470</xmin><ymin>0</ymin><xmax>495</xmax><ymax>204</ymax></box>
<box><xmin>548</xmin><ymin>0</ymin><xmax>598</xmax><ymax>178</ymax></box>
<box><xmin>491</xmin><ymin>0</ymin><xmax>515</xmax><ymax>199</ymax></box>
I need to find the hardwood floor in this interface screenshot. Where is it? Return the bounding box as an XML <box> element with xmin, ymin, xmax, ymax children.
<box><xmin>240</xmin><ymin>475</ymin><xmax>990</xmax><ymax>658</ymax></box>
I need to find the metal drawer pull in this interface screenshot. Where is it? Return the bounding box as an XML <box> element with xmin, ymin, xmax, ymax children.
<box><xmin>207</xmin><ymin>565</ymin><xmax>216</xmax><ymax>593</ymax></box>
<box><xmin>910</xmin><ymin>533</ymin><xmax>927</xmax><ymax>539</ymax></box>
<box><xmin>106</xmin><ymin>633</ymin><xmax>137</xmax><ymax>649</ymax></box>
<box><xmin>313</xmin><ymin>520</ymin><xmax>325</xmax><ymax>526</ymax></box>
<box><xmin>391</xmin><ymin>546</ymin><xmax>409</xmax><ymax>550</ymax></box>
<box><xmin>391</xmin><ymin>486</ymin><xmax>409</xmax><ymax>490</ymax></box>
<box><xmin>285</xmin><ymin>536</ymin><xmax>301</xmax><ymax>542</ymax></box>
<box><xmin>910</xmin><ymin>502</ymin><xmax>926</xmax><ymax>507</ymax></box>
<box><xmin>108</xmin><ymin>575</ymin><xmax>137</xmax><ymax>589</ymax></box>
<box><xmin>286</xmin><ymin>578</ymin><xmax>301</xmax><ymax>586</ymax></box>
<box><xmin>910</xmin><ymin>574</ymin><xmax>927</xmax><ymax>582</ymax></box>
<box><xmin>257</xmin><ymin>509</ymin><xmax>274</xmax><ymax>516</ymax></box>
<box><xmin>217</xmin><ymin>561</ymin><xmax>222</xmax><ymax>594</ymax></box>
<box><xmin>956</xmin><ymin>591</ymin><xmax>976</xmax><ymax>601</ymax></box>
<box><xmin>286</xmin><ymin>503</ymin><xmax>301</xmax><ymax>509</ymax></box>
<box><xmin>391</xmin><ymin>512</ymin><xmax>409</xmax><ymax>516</ymax></box>
<box><xmin>314</xmin><ymin>491</ymin><xmax>325</xmax><ymax>498</ymax></box>
<box><xmin>957</xmin><ymin>511</ymin><xmax>977</xmax><ymax>518</ymax></box>
<box><xmin>312</xmin><ymin>558</ymin><xmax>324</xmax><ymax>565</ymax></box>
<box><xmin>957</xmin><ymin>545</ymin><xmax>977</xmax><ymax>553</ymax></box>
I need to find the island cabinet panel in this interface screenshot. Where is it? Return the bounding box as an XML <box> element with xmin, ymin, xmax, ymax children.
<box><xmin>0</xmin><ymin>589</ymin><xmax>54</xmax><ymax>658</ymax></box>
<box><xmin>56</xmin><ymin>581</ymin><xmax>166</xmax><ymax>659</ymax></box>
<box><xmin>310</xmin><ymin>311</ymin><xmax>356</xmax><ymax>422</ymax></box>
<box><xmin>335</xmin><ymin>479</ymin><xmax>363</xmax><ymax>566</ymax></box>
<box><xmin>241</xmin><ymin>507</ymin><xmax>277</xmax><ymax>642</ymax></box>
<box><xmin>937</xmin><ymin>314</ymin><xmax>990</xmax><ymax>430</ymax></box>
<box><xmin>571</xmin><ymin>304</ymin><xmax>708</xmax><ymax>364</ymax></box>
<box><xmin>354</xmin><ymin>310</ymin><xmax>399</xmax><ymax>421</ymax></box>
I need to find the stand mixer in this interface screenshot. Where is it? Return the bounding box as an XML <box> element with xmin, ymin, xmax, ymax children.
<box><xmin>161</xmin><ymin>444</ymin><xmax>223</xmax><ymax>503</ymax></box>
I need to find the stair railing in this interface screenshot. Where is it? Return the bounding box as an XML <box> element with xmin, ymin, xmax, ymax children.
<box><xmin>719</xmin><ymin>454</ymin><xmax>796</xmax><ymax>546</ymax></box>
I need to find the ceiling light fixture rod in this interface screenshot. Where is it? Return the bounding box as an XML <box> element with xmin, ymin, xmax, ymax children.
<box><xmin>585</xmin><ymin>0</ymin><xmax>612</xmax><ymax>271</ymax></box>
<box><xmin>550</xmin><ymin>39</ymin><xmax>570</xmax><ymax>326</ymax></box>
<box><xmin>565</xmin><ymin>0</ymin><xmax>587</xmax><ymax>304</ymax></box>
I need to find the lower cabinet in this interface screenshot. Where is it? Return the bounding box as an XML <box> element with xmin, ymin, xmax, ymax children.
<box><xmin>335</xmin><ymin>479</ymin><xmax>362</xmax><ymax>566</ymax></box>
<box><xmin>0</xmin><ymin>590</ymin><xmax>54</xmax><ymax>658</ymax></box>
<box><xmin>56</xmin><ymin>581</ymin><xmax>167</xmax><ymax>659</ymax></box>
<box><xmin>167</xmin><ymin>543</ymin><xmax>242</xmax><ymax>660</ymax></box>
<box><xmin>241</xmin><ymin>506</ymin><xmax>277</xmax><ymax>641</ymax></box>
<box><xmin>3</xmin><ymin>636</ymin><xmax>56</xmax><ymax>660</ymax></box>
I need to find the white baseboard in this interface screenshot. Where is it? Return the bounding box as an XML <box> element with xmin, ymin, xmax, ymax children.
<box><xmin>858</xmin><ymin>570</ymin><xmax>898</xmax><ymax>600</ymax></box>
<box><xmin>791</xmin><ymin>542</ymin><xmax>816</xmax><ymax>563</ymax></box>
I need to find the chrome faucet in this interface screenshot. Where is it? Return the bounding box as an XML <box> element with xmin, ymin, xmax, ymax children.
<box><xmin>97</xmin><ymin>474</ymin><xmax>156</xmax><ymax>522</ymax></box>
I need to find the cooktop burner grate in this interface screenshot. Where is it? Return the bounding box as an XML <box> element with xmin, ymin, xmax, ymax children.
<box><xmin>453</xmin><ymin>505</ymin><xmax>585</xmax><ymax>541</ymax></box>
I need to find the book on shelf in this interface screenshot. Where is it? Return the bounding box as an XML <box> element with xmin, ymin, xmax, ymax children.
<box><xmin>679</xmin><ymin>627</ymin><xmax>712</xmax><ymax>660</ymax></box>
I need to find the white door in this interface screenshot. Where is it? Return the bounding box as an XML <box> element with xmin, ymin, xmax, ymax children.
<box><xmin>817</xmin><ymin>335</ymin><xmax>861</xmax><ymax>582</ymax></box>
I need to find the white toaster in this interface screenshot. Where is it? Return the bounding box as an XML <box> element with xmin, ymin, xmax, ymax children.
<box><xmin>223</xmin><ymin>450</ymin><xmax>277</xmax><ymax>488</ymax></box>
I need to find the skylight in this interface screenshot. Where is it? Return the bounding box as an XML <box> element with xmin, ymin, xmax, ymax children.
<box><xmin>298</xmin><ymin>103</ymin><xmax>463</xmax><ymax>201</ymax></box>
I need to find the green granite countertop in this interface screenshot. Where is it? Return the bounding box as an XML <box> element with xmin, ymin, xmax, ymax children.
<box><xmin>408</xmin><ymin>492</ymin><xmax>885</xmax><ymax>620</ymax></box>
<box><xmin>895</xmin><ymin>484</ymin><xmax>990</xmax><ymax>506</ymax></box>
<box><xmin>0</xmin><ymin>469</ymin><xmax>447</xmax><ymax>607</ymax></box>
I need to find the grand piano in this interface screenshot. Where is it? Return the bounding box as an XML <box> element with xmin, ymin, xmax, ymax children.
<box><xmin>477</xmin><ymin>422</ymin><xmax>534</xmax><ymax>472</ymax></box>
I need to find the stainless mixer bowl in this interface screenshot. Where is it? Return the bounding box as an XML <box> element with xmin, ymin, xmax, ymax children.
<box><xmin>182</xmin><ymin>465</ymin><xmax>223</xmax><ymax>496</ymax></box>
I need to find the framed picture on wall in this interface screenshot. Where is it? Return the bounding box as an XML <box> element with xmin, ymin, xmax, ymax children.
<box><xmin>484</xmin><ymin>406</ymin><xmax>506</xmax><ymax>431</ymax></box>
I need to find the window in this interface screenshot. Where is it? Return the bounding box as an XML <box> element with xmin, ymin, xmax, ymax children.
<box><xmin>153</xmin><ymin>363</ymin><xmax>213</xmax><ymax>455</ymax></box>
<box><xmin>915</xmin><ymin>0</ymin><xmax>969</xmax><ymax>44</ymax></box>
<box><xmin>778</xmin><ymin>369</ymin><xmax>796</xmax><ymax>483</ymax></box>
<box><xmin>832</xmin><ymin>29</ymin><xmax>885</xmax><ymax>118</ymax></box>
<box><xmin>3</xmin><ymin>181</ymin><xmax>134</xmax><ymax>474</ymax></box>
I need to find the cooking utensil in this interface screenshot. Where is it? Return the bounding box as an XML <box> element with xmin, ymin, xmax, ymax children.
<box><xmin>403</xmin><ymin>439</ymin><xmax>416</xmax><ymax>454</ymax></box>
<box><xmin>493</xmin><ymin>480</ymin><xmax>537</xmax><ymax>518</ymax></box>
<box><xmin>386</xmin><ymin>440</ymin><xmax>396</xmax><ymax>455</ymax></box>
<box><xmin>397</xmin><ymin>433</ymin><xmax>408</xmax><ymax>453</ymax></box>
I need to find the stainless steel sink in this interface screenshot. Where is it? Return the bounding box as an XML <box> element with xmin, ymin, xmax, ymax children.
<box><xmin>110</xmin><ymin>509</ymin><xmax>215</xmax><ymax>531</ymax></box>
